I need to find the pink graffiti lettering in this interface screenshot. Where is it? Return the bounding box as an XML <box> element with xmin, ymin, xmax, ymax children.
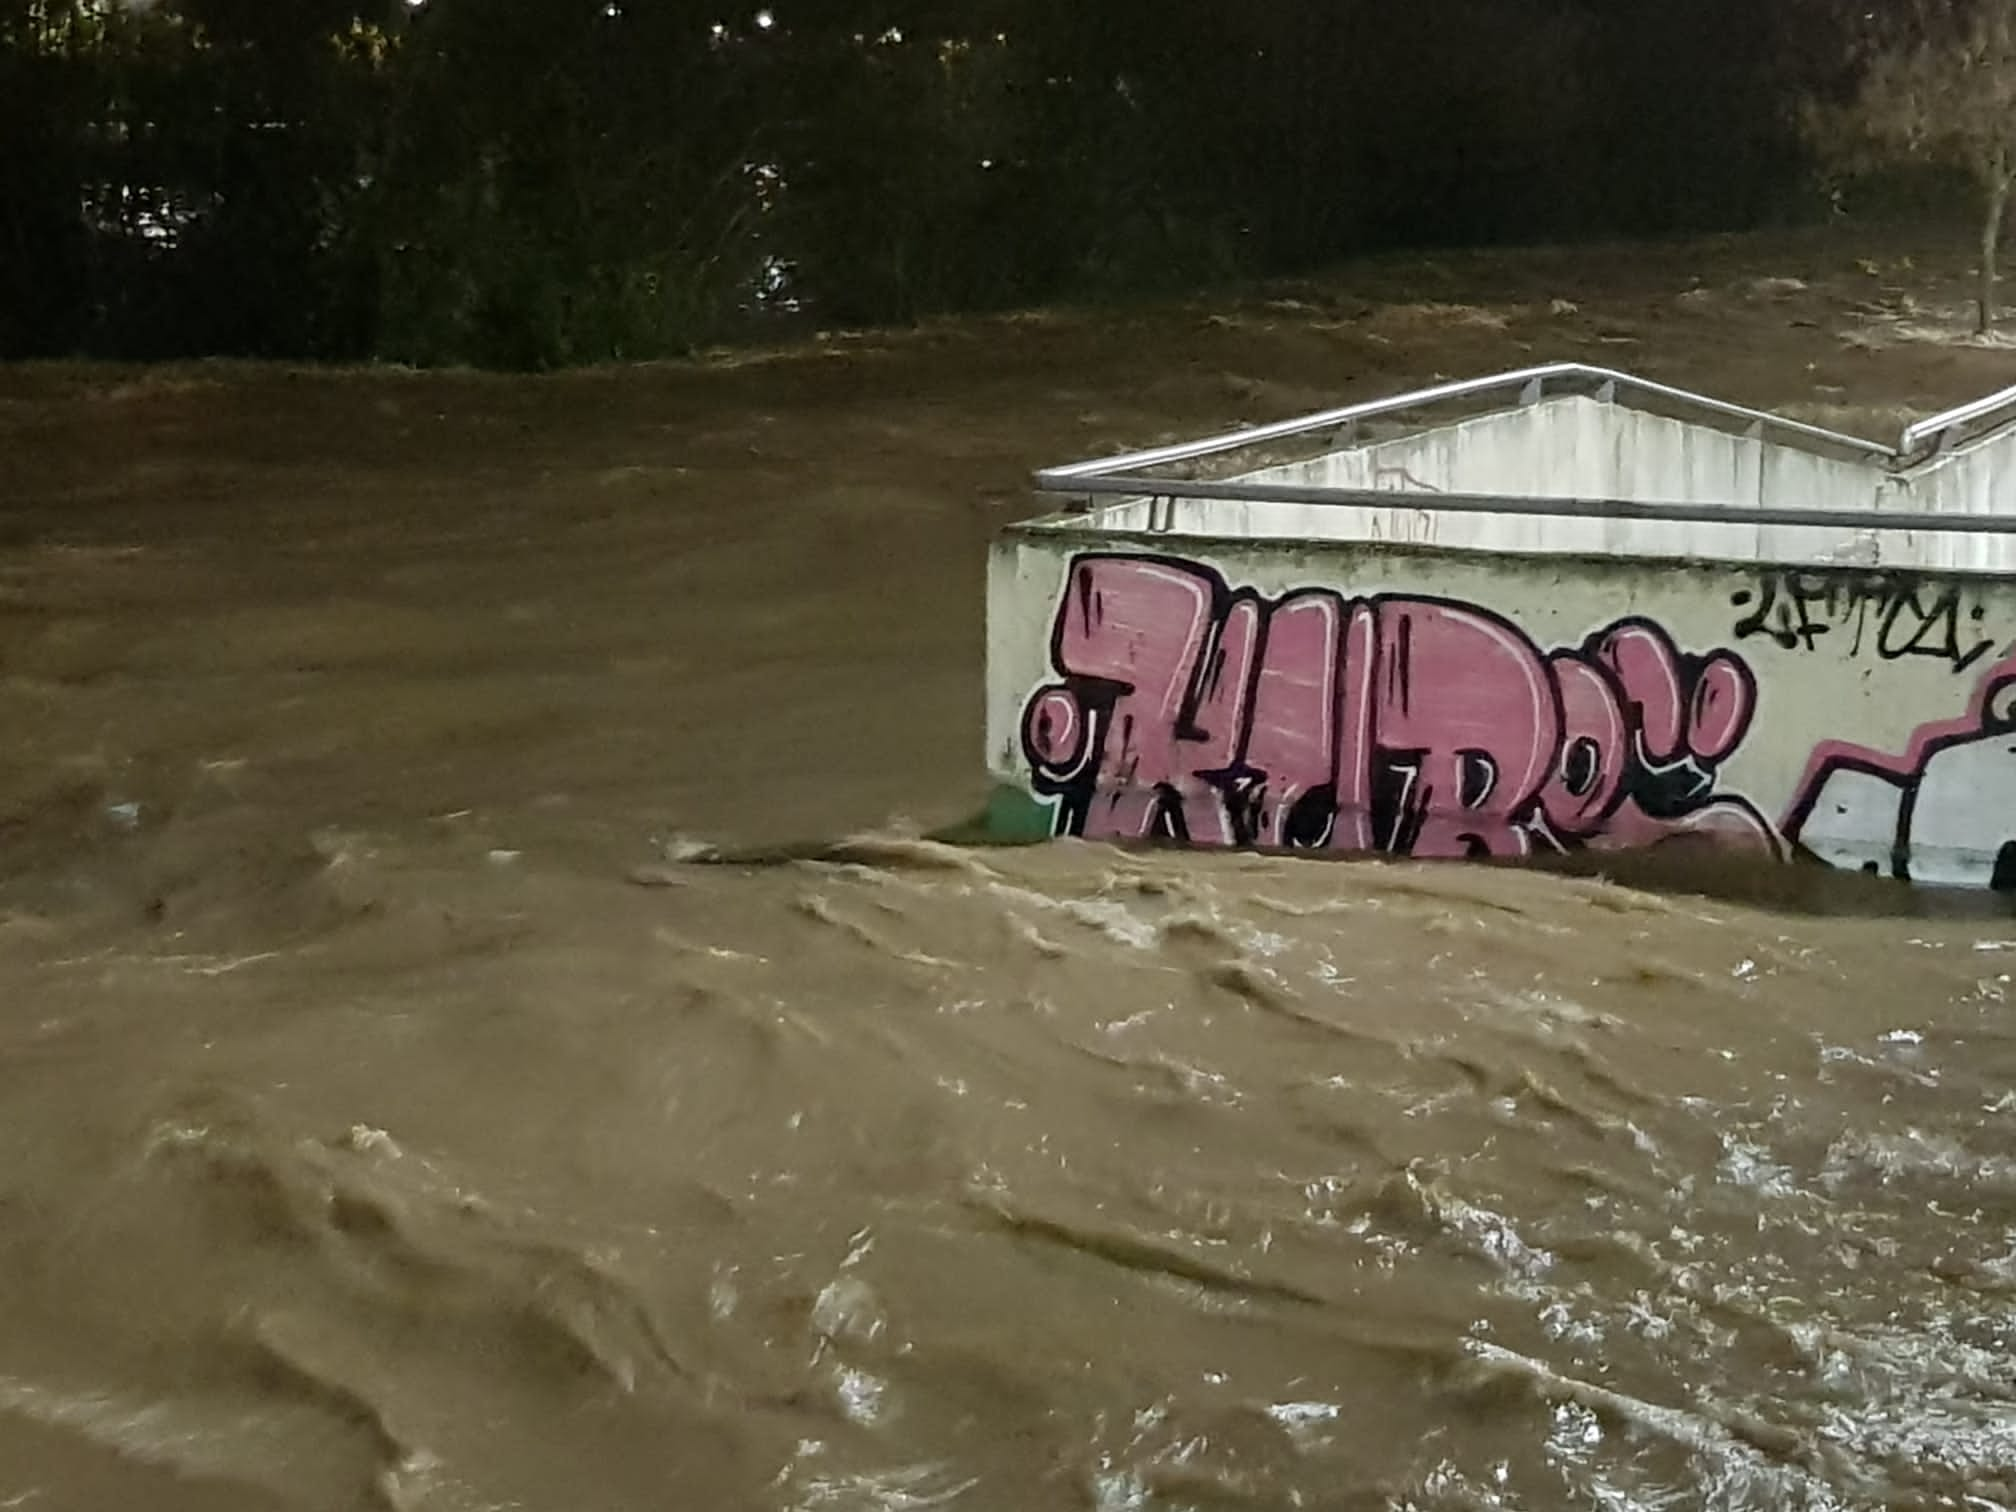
<box><xmin>1021</xmin><ymin>554</ymin><xmax>1778</xmax><ymax>861</ymax></box>
<box><xmin>1244</xmin><ymin>593</ymin><xmax>1342</xmax><ymax>848</ymax></box>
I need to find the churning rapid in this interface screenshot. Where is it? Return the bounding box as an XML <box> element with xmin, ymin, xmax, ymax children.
<box><xmin>8</xmin><ymin>831</ymin><xmax>2016</xmax><ymax>1512</ymax></box>
<box><xmin>5</xmin><ymin>255</ymin><xmax>2016</xmax><ymax>1510</ymax></box>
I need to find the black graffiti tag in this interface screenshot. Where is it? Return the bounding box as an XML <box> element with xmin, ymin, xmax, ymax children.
<box><xmin>1731</xmin><ymin>571</ymin><xmax>1994</xmax><ymax>674</ymax></box>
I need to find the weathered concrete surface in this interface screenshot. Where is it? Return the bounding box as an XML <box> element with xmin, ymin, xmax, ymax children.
<box><xmin>989</xmin><ymin>533</ymin><xmax>2016</xmax><ymax>886</ymax></box>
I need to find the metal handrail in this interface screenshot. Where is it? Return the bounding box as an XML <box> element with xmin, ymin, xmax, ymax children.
<box><xmin>1032</xmin><ymin>472</ymin><xmax>2016</xmax><ymax>537</ymax></box>
<box><xmin>1899</xmin><ymin>379</ymin><xmax>2016</xmax><ymax>459</ymax></box>
<box><xmin>1036</xmin><ymin>362</ymin><xmax>1897</xmax><ymax>486</ymax></box>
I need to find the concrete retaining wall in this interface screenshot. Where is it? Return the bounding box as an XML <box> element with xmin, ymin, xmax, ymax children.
<box><xmin>987</xmin><ymin>529</ymin><xmax>2016</xmax><ymax>887</ymax></box>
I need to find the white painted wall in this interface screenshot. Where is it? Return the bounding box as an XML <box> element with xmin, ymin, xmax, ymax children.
<box><xmin>1070</xmin><ymin>397</ymin><xmax>2016</xmax><ymax>573</ymax></box>
<box><xmin>1245</xmin><ymin>395</ymin><xmax>1878</xmax><ymax>503</ymax></box>
<box><xmin>1237</xmin><ymin>395</ymin><xmax>1885</xmax><ymax>564</ymax></box>
<box><xmin>1071</xmin><ymin>497</ymin><xmax>1889</xmax><ymax>570</ymax></box>
<box><xmin>1884</xmin><ymin>426</ymin><xmax>2016</xmax><ymax>574</ymax></box>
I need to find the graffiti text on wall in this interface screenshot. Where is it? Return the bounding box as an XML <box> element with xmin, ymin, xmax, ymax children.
<box><xmin>1730</xmin><ymin>570</ymin><xmax>1994</xmax><ymax>674</ymax></box>
<box><xmin>1021</xmin><ymin>554</ymin><xmax>1779</xmax><ymax>859</ymax></box>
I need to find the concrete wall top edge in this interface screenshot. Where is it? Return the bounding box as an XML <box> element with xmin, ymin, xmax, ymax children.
<box><xmin>996</xmin><ymin>519</ymin><xmax>2016</xmax><ymax>584</ymax></box>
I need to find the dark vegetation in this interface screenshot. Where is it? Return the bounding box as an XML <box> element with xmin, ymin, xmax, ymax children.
<box><xmin>0</xmin><ymin>0</ymin><xmax>1982</xmax><ymax>368</ymax></box>
<box><xmin>1801</xmin><ymin>0</ymin><xmax>2016</xmax><ymax>332</ymax></box>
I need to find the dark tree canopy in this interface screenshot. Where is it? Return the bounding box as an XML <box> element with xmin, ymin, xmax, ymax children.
<box><xmin>0</xmin><ymin>0</ymin><xmax>1952</xmax><ymax>366</ymax></box>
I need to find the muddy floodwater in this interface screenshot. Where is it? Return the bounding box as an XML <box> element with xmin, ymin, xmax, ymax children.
<box><xmin>9</xmin><ymin>234</ymin><xmax>2016</xmax><ymax>1510</ymax></box>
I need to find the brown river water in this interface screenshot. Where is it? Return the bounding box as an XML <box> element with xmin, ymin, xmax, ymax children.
<box><xmin>7</xmin><ymin>240</ymin><xmax>2016</xmax><ymax>1509</ymax></box>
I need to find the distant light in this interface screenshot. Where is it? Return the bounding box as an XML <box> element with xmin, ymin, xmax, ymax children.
<box><xmin>711</xmin><ymin>21</ymin><xmax>725</xmax><ymax>37</ymax></box>
<box><xmin>754</xmin><ymin>7</ymin><xmax>774</xmax><ymax>28</ymax></box>
<box><xmin>979</xmin><ymin>158</ymin><xmax>994</xmax><ymax>169</ymax></box>
<box><xmin>877</xmin><ymin>24</ymin><xmax>901</xmax><ymax>42</ymax></box>
<box><xmin>603</xmin><ymin>1</ymin><xmax>619</xmax><ymax>14</ymax></box>
<box><xmin>403</xmin><ymin>0</ymin><xmax>425</xmax><ymax>8</ymax></box>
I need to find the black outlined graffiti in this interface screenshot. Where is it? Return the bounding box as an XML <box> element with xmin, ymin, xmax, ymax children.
<box><xmin>1730</xmin><ymin>570</ymin><xmax>1994</xmax><ymax>673</ymax></box>
<box><xmin>1021</xmin><ymin>552</ymin><xmax>1779</xmax><ymax>859</ymax></box>
<box><xmin>1782</xmin><ymin>653</ymin><xmax>2016</xmax><ymax>886</ymax></box>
